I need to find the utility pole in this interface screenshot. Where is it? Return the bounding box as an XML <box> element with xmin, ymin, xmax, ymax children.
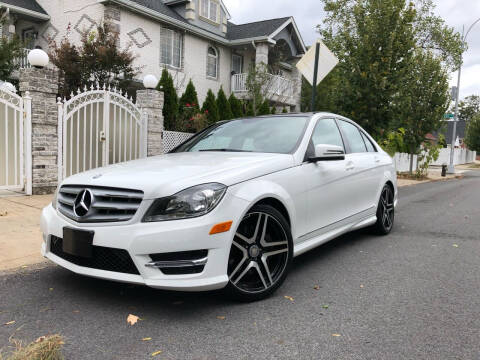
<box><xmin>311</xmin><ymin>42</ymin><xmax>320</xmax><ymax>112</ymax></box>
<box><xmin>448</xmin><ymin>18</ymin><xmax>480</xmax><ymax>173</ymax></box>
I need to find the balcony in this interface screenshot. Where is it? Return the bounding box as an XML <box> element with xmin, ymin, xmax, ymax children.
<box><xmin>15</xmin><ymin>48</ymin><xmax>31</xmax><ymax>69</ymax></box>
<box><xmin>231</xmin><ymin>73</ymin><xmax>296</xmax><ymax>105</ymax></box>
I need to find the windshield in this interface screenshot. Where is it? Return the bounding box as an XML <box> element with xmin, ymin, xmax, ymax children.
<box><xmin>173</xmin><ymin>116</ymin><xmax>310</xmax><ymax>154</ymax></box>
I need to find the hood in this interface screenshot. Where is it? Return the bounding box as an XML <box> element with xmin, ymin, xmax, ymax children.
<box><xmin>62</xmin><ymin>152</ymin><xmax>295</xmax><ymax>199</ymax></box>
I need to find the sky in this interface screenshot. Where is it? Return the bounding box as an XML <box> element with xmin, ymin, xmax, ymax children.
<box><xmin>223</xmin><ymin>0</ymin><xmax>480</xmax><ymax>100</ymax></box>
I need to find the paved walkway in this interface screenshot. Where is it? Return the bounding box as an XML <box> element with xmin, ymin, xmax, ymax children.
<box><xmin>0</xmin><ymin>195</ymin><xmax>52</xmax><ymax>271</ymax></box>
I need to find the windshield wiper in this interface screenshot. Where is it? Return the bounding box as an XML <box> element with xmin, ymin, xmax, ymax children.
<box><xmin>198</xmin><ymin>149</ymin><xmax>253</xmax><ymax>152</ymax></box>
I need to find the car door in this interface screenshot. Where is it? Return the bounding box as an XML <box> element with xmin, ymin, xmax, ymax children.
<box><xmin>336</xmin><ymin>119</ymin><xmax>379</xmax><ymax>217</ymax></box>
<box><xmin>299</xmin><ymin>118</ymin><xmax>351</xmax><ymax>235</ymax></box>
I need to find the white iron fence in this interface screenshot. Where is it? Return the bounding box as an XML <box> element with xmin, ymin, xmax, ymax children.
<box><xmin>0</xmin><ymin>87</ymin><xmax>32</xmax><ymax>194</ymax></box>
<box><xmin>58</xmin><ymin>85</ymin><xmax>147</xmax><ymax>180</ymax></box>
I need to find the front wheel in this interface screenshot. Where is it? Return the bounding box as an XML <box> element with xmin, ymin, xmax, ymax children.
<box><xmin>224</xmin><ymin>204</ymin><xmax>293</xmax><ymax>302</ymax></box>
<box><xmin>372</xmin><ymin>184</ymin><xmax>395</xmax><ymax>235</ymax></box>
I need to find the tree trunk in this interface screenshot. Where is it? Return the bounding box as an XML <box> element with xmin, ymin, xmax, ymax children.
<box><xmin>409</xmin><ymin>146</ymin><xmax>415</xmax><ymax>175</ymax></box>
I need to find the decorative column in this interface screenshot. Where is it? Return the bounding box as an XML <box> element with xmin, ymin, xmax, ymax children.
<box><xmin>291</xmin><ymin>63</ymin><xmax>303</xmax><ymax>112</ymax></box>
<box><xmin>19</xmin><ymin>67</ymin><xmax>60</xmax><ymax>195</ymax></box>
<box><xmin>136</xmin><ymin>89</ymin><xmax>164</xmax><ymax>157</ymax></box>
<box><xmin>255</xmin><ymin>43</ymin><xmax>269</xmax><ymax>65</ymax></box>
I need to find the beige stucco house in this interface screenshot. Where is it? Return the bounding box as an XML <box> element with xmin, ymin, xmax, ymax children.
<box><xmin>2</xmin><ymin>0</ymin><xmax>306</xmax><ymax>110</ymax></box>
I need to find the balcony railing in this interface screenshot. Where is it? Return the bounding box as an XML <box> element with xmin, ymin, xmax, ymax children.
<box><xmin>231</xmin><ymin>73</ymin><xmax>294</xmax><ymax>99</ymax></box>
<box><xmin>15</xmin><ymin>48</ymin><xmax>31</xmax><ymax>69</ymax></box>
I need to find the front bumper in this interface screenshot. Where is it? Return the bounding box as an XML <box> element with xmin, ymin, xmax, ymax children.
<box><xmin>40</xmin><ymin>192</ymin><xmax>249</xmax><ymax>291</ymax></box>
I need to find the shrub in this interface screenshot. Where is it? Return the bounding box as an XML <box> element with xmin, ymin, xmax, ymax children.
<box><xmin>202</xmin><ymin>89</ymin><xmax>219</xmax><ymax>125</ymax></box>
<box><xmin>465</xmin><ymin>113</ymin><xmax>480</xmax><ymax>152</ymax></box>
<box><xmin>228</xmin><ymin>93</ymin><xmax>243</xmax><ymax>118</ymax></box>
<box><xmin>50</xmin><ymin>22</ymin><xmax>139</xmax><ymax>98</ymax></box>
<box><xmin>216</xmin><ymin>87</ymin><xmax>233</xmax><ymax>120</ymax></box>
<box><xmin>271</xmin><ymin>106</ymin><xmax>276</xmax><ymax>114</ymax></box>
<box><xmin>157</xmin><ymin>68</ymin><xmax>179</xmax><ymax>131</ymax></box>
<box><xmin>282</xmin><ymin>107</ymin><xmax>288</xmax><ymax>113</ymax></box>
<box><xmin>0</xmin><ymin>31</ymin><xmax>24</xmax><ymax>81</ymax></box>
<box><xmin>245</xmin><ymin>101</ymin><xmax>255</xmax><ymax>116</ymax></box>
<box><xmin>179</xmin><ymin>80</ymin><xmax>200</xmax><ymax>115</ymax></box>
<box><xmin>257</xmin><ymin>99</ymin><xmax>271</xmax><ymax>116</ymax></box>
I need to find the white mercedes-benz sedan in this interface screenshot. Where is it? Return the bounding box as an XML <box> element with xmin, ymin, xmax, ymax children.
<box><xmin>41</xmin><ymin>113</ymin><xmax>397</xmax><ymax>301</ymax></box>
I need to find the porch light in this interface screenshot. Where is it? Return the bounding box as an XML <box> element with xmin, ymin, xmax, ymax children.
<box><xmin>0</xmin><ymin>82</ymin><xmax>16</xmax><ymax>93</ymax></box>
<box><xmin>143</xmin><ymin>74</ymin><xmax>158</xmax><ymax>89</ymax></box>
<box><xmin>27</xmin><ymin>49</ymin><xmax>49</xmax><ymax>68</ymax></box>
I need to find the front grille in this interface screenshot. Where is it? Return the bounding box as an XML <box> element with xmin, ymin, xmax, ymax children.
<box><xmin>50</xmin><ymin>236</ymin><xmax>140</xmax><ymax>275</ymax></box>
<box><xmin>58</xmin><ymin>185</ymin><xmax>143</xmax><ymax>223</ymax></box>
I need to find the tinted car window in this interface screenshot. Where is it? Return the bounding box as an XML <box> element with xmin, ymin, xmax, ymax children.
<box><xmin>311</xmin><ymin>118</ymin><xmax>344</xmax><ymax>150</ymax></box>
<box><xmin>174</xmin><ymin>116</ymin><xmax>309</xmax><ymax>154</ymax></box>
<box><xmin>361</xmin><ymin>132</ymin><xmax>376</xmax><ymax>152</ymax></box>
<box><xmin>338</xmin><ymin>120</ymin><xmax>367</xmax><ymax>153</ymax></box>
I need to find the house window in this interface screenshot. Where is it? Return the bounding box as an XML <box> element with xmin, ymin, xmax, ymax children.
<box><xmin>160</xmin><ymin>27</ymin><xmax>182</xmax><ymax>68</ymax></box>
<box><xmin>232</xmin><ymin>54</ymin><xmax>243</xmax><ymax>74</ymax></box>
<box><xmin>200</xmin><ymin>0</ymin><xmax>219</xmax><ymax>23</ymax></box>
<box><xmin>207</xmin><ymin>46</ymin><xmax>218</xmax><ymax>78</ymax></box>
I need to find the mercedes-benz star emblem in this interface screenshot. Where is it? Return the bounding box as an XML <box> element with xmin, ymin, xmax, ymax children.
<box><xmin>73</xmin><ymin>189</ymin><xmax>93</xmax><ymax>217</ymax></box>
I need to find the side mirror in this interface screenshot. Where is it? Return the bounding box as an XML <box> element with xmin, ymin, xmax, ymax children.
<box><xmin>309</xmin><ymin>144</ymin><xmax>345</xmax><ymax>162</ymax></box>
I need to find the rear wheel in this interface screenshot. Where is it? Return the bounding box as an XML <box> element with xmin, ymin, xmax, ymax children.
<box><xmin>373</xmin><ymin>184</ymin><xmax>395</xmax><ymax>235</ymax></box>
<box><xmin>224</xmin><ymin>204</ymin><xmax>293</xmax><ymax>302</ymax></box>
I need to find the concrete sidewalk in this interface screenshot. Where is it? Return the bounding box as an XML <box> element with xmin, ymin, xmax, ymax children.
<box><xmin>0</xmin><ymin>194</ymin><xmax>52</xmax><ymax>271</ymax></box>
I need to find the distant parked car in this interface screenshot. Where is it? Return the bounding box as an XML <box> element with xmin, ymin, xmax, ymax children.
<box><xmin>41</xmin><ymin>113</ymin><xmax>397</xmax><ymax>301</ymax></box>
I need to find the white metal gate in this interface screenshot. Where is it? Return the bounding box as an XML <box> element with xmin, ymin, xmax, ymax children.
<box><xmin>0</xmin><ymin>88</ymin><xmax>31</xmax><ymax>193</ymax></box>
<box><xmin>59</xmin><ymin>85</ymin><xmax>147</xmax><ymax>180</ymax></box>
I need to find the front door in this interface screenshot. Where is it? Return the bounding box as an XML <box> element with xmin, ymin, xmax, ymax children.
<box><xmin>300</xmin><ymin>117</ymin><xmax>351</xmax><ymax>235</ymax></box>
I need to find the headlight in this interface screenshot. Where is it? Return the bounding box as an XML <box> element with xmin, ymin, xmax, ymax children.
<box><xmin>143</xmin><ymin>183</ymin><xmax>227</xmax><ymax>222</ymax></box>
<box><xmin>51</xmin><ymin>185</ymin><xmax>60</xmax><ymax>209</ymax></box>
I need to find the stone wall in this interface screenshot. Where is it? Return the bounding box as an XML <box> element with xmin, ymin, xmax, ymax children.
<box><xmin>19</xmin><ymin>68</ymin><xmax>59</xmax><ymax>195</ymax></box>
<box><xmin>136</xmin><ymin>89</ymin><xmax>165</xmax><ymax>157</ymax></box>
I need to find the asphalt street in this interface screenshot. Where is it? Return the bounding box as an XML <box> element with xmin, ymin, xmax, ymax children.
<box><xmin>1</xmin><ymin>172</ymin><xmax>479</xmax><ymax>360</ymax></box>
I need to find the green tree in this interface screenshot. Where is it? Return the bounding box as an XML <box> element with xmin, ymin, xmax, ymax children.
<box><xmin>50</xmin><ymin>22</ymin><xmax>139</xmax><ymax>97</ymax></box>
<box><xmin>245</xmin><ymin>101</ymin><xmax>255</xmax><ymax>116</ymax></box>
<box><xmin>315</xmin><ymin>0</ymin><xmax>463</xmax><ymax>138</ymax></box>
<box><xmin>157</xmin><ymin>68</ymin><xmax>179</xmax><ymax>131</ymax></box>
<box><xmin>0</xmin><ymin>31</ymin><xmax>23</xmax><ymax>81</ymax></box>
<box><xmin>216</xmin><ymin>86</ymin><xmax>233</xmax><ymax>120</ymax></box>
<box><xmin>202</xmin><ymin>89</ymin><xmax>219</xmax><ymax>125</ymax></box>
<box><xmin>398</xmin><ymin>51</ymin><xmax>450</xmax><ymax>173</ymax></box>
<box><xmin>179</xmin><ymin>79</ymin><xmax>200</xmax><ymax>115</ymax></box>
<box><xmin>257</xmin><ymin>99</ymin><xmax>271</xmax><ymax>115</ymax></box>
<box><xmin>465</xmin><ymin>113</ymin><xmax>480</xmax><ymax>152</ymax></box>
<box><xmin>456</xmin><ymin>95</ymin><xmax>480</xmax><ymax>123</ymax></box>
<box><xmin>228</xmin><ymin>93</ymin><xmax>244</xmax><ymax>118</ymax></box>
<box><xmin>245</xmin><ymin>62</ymin><xmax>272</xmax><ymax>116</ymax></box>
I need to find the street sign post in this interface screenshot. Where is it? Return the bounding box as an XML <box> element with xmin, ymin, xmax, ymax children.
<box><xmin>296</xmin><ymin>39</ymin><xmax>339</xmax><ymax>111</ymax></box>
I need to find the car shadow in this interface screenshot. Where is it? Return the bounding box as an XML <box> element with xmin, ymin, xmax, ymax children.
<box><xmin>47</xmin><ymin>227</ymin><xmax>381</xmax><ymax>313</ymax></box>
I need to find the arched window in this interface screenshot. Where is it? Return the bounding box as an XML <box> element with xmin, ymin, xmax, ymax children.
<box><xmin>207</xmin><ymin>46</ymin><xmax>218</xmax><ymax>78</ymax></box>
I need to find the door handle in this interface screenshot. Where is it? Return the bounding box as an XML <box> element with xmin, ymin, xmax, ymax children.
<box><xmin>374</xmin><ymin>157</ymin><xmax>380</xmax><ymax>163</ymax></box>
<box><xmin>346</xmin><ymin>161</ymin><xmax>355</xmax><ymax>171</ymax></box>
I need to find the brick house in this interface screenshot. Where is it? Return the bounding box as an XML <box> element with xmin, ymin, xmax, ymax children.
<box><xmin>2</xmin><ymin>0</ymin><xmax>306</xmax><ymax>111</ymax></box>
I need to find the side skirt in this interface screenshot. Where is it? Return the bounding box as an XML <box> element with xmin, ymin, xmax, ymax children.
<box><xmin>293</xmin><ymin>210</ymin><xmax>376</xmax><ymax>257</ymax></box>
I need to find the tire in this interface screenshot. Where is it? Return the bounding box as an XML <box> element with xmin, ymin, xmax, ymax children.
<box><xmin>224</xmin><ymin>204</ymin><xmax>293</xmax><ymax>302</ymax></box>
<box><xmin>372</xmin><ymin>184</ymin><xmax>395</xmax><ymax>235</ymax></box>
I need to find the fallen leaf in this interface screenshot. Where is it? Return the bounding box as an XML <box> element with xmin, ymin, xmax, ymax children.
<box><xmin>35</xmin><ymin>336</ymin><xmax>46</xmax><ymax>343</ymax></box>
<box><xmin>142</xmin><ymin>337</ymin><xmax>152</xmax><ymax>341</ymax></box>
<box><xmin>0</xmin><ymin>210</ymin><xmax>7</xmax><ymax>216</ymax></box>
<box><xmin>322</xmin><ymin>305</ymin><xmax>329</xmax><ymax>309</ymax></box>
<box><xmin>216</xmin><ymin>316</ymin><xmax>226</xmax><ymax>320</ymax></box>
<box><xmin>127</xmin><ymin>314</ymin><xmax>140</xmax><ymax>326</ymax></box>
<box><xmin>4</xmin><ymin>321</ymin><xmax>15</xmax><ymax>326</ymax></box>
<box><xmin>172</xmin><ymin>301</ymin><xmax>184</xmax><ymax>305</ymax></box>
<box><xmin>49</xmin><ymin>288</ymin><xmax>54</xmax><ymax>291</ymax></box>
<box><xmin>453</xmin><ymin>244</ymin><xmax>459</xmax><ymax>248</ymax></box>
<box><xmin>151</xmin><ymin>350</ymin><xmax>163</xmax><ymax>356</ymax></box>
<box><xmin>284</xmin><ymin>296</ymin><xmax>294</xmax><ymax>302</ymax></box>
<box><xmin>73</xmin><ymin>310</ymin><xmax>80</xmax><ymax>313</ymax></box>
<box><xmin>360</xmin><ymin>284</ymin><xmax>364</xmax><ymax>288</ymax></box>
<box><xmin>21</xmin><ymin>265</ymin><xmax>28</xmax><ymax>269</ymax></box>
<box><xmin>313</xmin><ymin>285</ymin><xmax>321</xmax><ymax>290</ymax></box>
<box><xmin>332</xmin><ymin>333</ymin><xmax>341</xmax><ymax>337</ymax></box>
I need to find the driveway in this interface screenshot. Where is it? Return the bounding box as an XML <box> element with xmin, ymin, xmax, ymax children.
<box><xmin>1</xmin><ymin>172</ymin><xmax>479</xmax><ymax>359</ymax></box>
